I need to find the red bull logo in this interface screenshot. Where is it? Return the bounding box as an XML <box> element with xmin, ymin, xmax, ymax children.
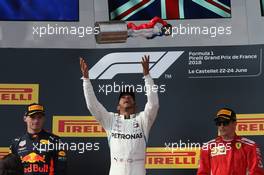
<box><xmin>24</xmin><ymin>164</ymin><xmax>49</xmax><ymax>173</ymax></box>
<box><xmin>21</xmin><ymin>153</ymin><xmax>49</xmax><ymax>173</ymax></box>
<box><xmin>21</xmin><ymin>152</ymin><xmax>45</xmax><ymax>163</ymax></box>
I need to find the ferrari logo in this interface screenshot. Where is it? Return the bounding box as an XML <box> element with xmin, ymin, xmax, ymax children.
<box><xmin>235</xmin><ymin>142</ymin><xmax>242</xmax><ymax>150</ymax></box>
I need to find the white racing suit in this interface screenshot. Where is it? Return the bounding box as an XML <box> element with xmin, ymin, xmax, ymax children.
<box><xmin>82</xmin><ymin>75</ymin><xmax>159</xmax><ymax>175</ymax></box>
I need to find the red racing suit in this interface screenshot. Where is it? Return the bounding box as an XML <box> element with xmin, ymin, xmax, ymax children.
<box><xmin>197</xmin><ymin>135</ymin><xmax>264</xmax><ymax>175</ymax></box>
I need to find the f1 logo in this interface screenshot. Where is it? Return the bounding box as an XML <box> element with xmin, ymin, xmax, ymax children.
<box><xmin>89</xmin><ymin>51</ymin><xmax>184</xmax><ymax>79</ymax></box>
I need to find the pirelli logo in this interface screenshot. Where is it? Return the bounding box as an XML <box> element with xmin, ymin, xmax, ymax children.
<box><xmin>236</xmin><ymin>114</ymin><xmax>264</xmax><ymax>136</ymax></box>
<box><xmin>145</xmin><ymin>147</ymin><xmax>200</xmax><ymax>169</ymax></box>
<box><xmin>0</xmin><ymin>84</ymin><xmax>39</xmax><ymax>105</ymax></box>
<box><xmin>53</xmin><ymin>116</ymin><xmax>106</xmax><ymax>137</ymax></box>
<box><xmin>0</xmin><ymin>147</ymin><xmax>10</xmax><ymax>159</ymax></box>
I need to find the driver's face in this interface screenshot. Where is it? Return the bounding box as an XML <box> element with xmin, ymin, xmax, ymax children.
<box><xmin>24</xmin><ymin>113</ymin><xmax>45</xmax><ymax>131</ymax></box>
<box><xmin>118</xmin><ymin>95</ymin><xmax>135</xmax><ymax>108</ymax></box>
<box><xmin>218</xmin><ymin>121</ymin><xmax>236</xmax><ymax>138</ymax></box>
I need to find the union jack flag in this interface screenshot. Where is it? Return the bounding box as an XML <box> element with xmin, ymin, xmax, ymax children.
<box><xmin>108</xmin><ymin>0</ymin><xmax>231</xmax><ymax>21</ymax></box>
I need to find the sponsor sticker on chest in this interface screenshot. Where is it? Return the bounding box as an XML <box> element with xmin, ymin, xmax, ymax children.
<box><xmin>211</xmin><ymin>145</ymin><xmax>227</xmax><ymax>157</ymax></box>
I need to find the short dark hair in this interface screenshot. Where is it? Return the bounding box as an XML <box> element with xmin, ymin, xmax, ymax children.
<box><xmin>118</xmin><ymin>87</ymin><xmax>135</xmax><ymax>101</ymax></box>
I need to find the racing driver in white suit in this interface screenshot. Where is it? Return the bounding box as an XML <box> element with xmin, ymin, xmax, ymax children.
<box><xmin>79</xmin><ymin>55</ymin><xmax>159</xmax><ymax>175</ymax></box>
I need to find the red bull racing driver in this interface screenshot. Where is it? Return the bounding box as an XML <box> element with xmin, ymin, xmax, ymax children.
<box><xmin>10</xmin><ymin>103</ymin><xmax>67</xmax><ymax>175</ymax></box>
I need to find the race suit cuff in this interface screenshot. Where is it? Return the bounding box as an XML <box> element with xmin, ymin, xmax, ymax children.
<box><xmin>143</xmin><ymin>74</ymin><xmax>151</xmax><ymax>80</ymax></box>
<box><xmin>81</xmin><ymin>76</ymin><xmax>88</xmax><ymax>80</ymax></box>
<box><xmin>81</xmin><ymin>77</ymin><xmax>91</xmax><ymax>86</ymax></box>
